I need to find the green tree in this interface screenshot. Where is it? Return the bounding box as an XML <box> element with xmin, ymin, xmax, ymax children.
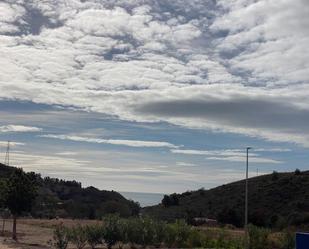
<box><xmin>0</xmin><ymin>179</ymin><xmax>9</xmax><ymax>236</ymax></box>
<box><xmin>0</xmin><ymin>179</ymin><xmax>7</xmax><ymax>207</ymax></box>
<box><xmin>162</xmin><ymin>195</ymin><xmax>171</xmax><ymax>207</ymax></box>
<box><xmin>4</xmin><ymin>168</ymin><xmax>37</xmax><ymax>240</ymax></box>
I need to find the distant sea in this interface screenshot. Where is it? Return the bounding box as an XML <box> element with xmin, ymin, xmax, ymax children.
<box><xmin>120</xmin><ymin>192</ymin><xmax>165</xmax><ymax>207</ymax></box>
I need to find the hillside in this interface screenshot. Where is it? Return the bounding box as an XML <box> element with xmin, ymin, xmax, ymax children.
<box><xmin>0</xmin><ymin>163</ymin><xmax>140</xmax><ymax>219</ymax></box>
<box><xmin>143</xmin><ymin>170</ymin><xmax>309</xmax><ymax>228</ymax></box>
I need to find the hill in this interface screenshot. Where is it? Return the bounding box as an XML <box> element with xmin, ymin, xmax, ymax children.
<box><xmin>0</xmin><ymin>163</ymin><xmax>140</xmax><ymax>219</ymax></box>
<box><xmin>143</xmin><ymin>170</ymin><xmax>309</xmax><ymax>228</ymax></box>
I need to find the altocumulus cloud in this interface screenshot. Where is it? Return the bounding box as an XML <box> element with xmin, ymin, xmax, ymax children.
<box><xmin>0</xmin><ymin>0</ymin><xmax>308</xmax><ymax>146</ymax></box>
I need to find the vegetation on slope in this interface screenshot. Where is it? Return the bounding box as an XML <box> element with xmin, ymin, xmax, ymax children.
<box><xmin>143</xmin><ymin>170</ymin><xmax>309</xmax><ymax>228</ymax></box>
<box><xmin>0</xmin><ymin>163</ymin><xmax>140</xmax><ymax>219</ymax></box>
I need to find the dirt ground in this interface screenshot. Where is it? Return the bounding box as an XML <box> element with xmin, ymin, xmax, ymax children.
<box><xmin>0</xmin><ymin>218</ymin><xmax>101</xmax><ymax>249</ymax></box>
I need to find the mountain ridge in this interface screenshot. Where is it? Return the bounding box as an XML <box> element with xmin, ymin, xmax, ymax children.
<box><xmin>0</xmin><ymin>163</ymin><xmax>140</xmax><ymax>219</ymax></box>
<box><xmin>143</xmin><ymin>170</ymin><xmax>309</xmax><ymax>228</ymax></box>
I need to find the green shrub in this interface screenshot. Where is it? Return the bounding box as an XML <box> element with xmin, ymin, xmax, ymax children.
<box><xmin>140</xmin><ymin>217</ymin><xmax>157</xmax><ymax>248</ymax></box>
<box><xmin>127</xmin><ymin>217</ymin><xmax>156</xmax><ymax>248</ymax></box>
<box><xmin>68</xmin><ymin>225</ymin><xmax>88</xmax><ymax>249</ymax></box>
<box><xmin>164</xmin><ymin>220</ymin><xmax>191</xmax><ymax>248</ymax></box>
<box><xmin>280</xmin><ymin>230</ymin><xmax>295</xmax><ymax>249</ymax></box>
<box><xmin>50</xmin><ymin>216</ymin><xmax>292</xmax><ymax>249</ymax></box>
<box><xmin>152</xmin><ymin>219</ymin><xmax>167</xmax><ymax>248</ymax></box>
<box><xmin>85</xmin><ymin>224</ymin><xmax>103</xmax><ymax>249</ymax></box>
<box><xmin>117</xmin><ymin>218</ymin><xmax>130</xmax><ymax>248</ymax></box>
<box><xmin>125</xmin><ymin>218</ymin><xmax>141</xmax><ymax>248</ymax></box>
<box><xmin>248</xmin><ymin>224</ymin><xmax>271</xmax><ymax>249</ymax></box>
<box><xmin>164</xmin><ymin>223</ymin><xmax>177</xmax><ymax>248</ymax></box>
<box><xmin>49</xmin><ymin>224</ymin><xmax>69</xmax><ymax>249</ymax></box>
<box><xmin>103</xmin><ymin>214</ymin><xmax>123</xmax><ymax>249</ymax></box>
<box><xmin>186</xmin><ymin>229</ymin><xmax>204</xmax><ymax>248</ymax></box>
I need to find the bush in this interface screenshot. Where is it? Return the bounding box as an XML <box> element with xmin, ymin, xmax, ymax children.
<box><xmin>165</xmin><ymin>220</ymin><xmax>191</xmax><ymax>248</ymax></box>
<box><xmin>280</xmin><ymin>230</ymin><xmax>295</xmax><ymax>249</ymax></box>
<box><xmin>49</xmin><ymin>224</ymin><xmax>69</xmax><ymax>249</ymax></box>
<box><xmin>128</xmin><ymin>217</ymin><xmax>156</xmax><ymax>248</ymax></box>
<box><xmin>186</xmin><ymin>229</ymin><xmax>204</xmax><ymax>248</ymax></box>
<box><xmin>164</xmin><ymin>222</ymin><xmax>177</xmax><ymax>248</ymax></box>
<box><xmin>152</xmin><ymin>219</ymin><xmax>167</xmax><ymax>248</ymax></box>
<box><xmin>68</xmin><ymin>225</ymin><xmax>88</xmax><ymax>249</ymax></box>
<box><xmin>103</xmin><ymin>215</ymin><xmax>123</xmax><ymax>249</ymax></box>
<box><xmin>248</xmin><ymin>224</ymin><xmax>271</xmax><ymax>249</ymax></box>
<box><xmin>50</xmin><ymin>217</ymin><xmax>279</xmax><ymax>249</ymax></box>
<box><xmin>85</xmin><ymin>224</ymin><xmax>103</xmax><ymax>249</ymax></box>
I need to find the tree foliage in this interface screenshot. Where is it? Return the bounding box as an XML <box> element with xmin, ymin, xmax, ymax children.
<box><xmin>0</xmin><ymin>163</ymin><xmax>140</xmax><ymax>219</ymax></box>
<box><xmin>5</xmin><ymin>168</ymin><xmax>37</xmax><ymax>216</ymax></box>
<box><xmin>2</xmin><ymin>168</ymin><xmax>37</xmax><ymax>240</ymax></box>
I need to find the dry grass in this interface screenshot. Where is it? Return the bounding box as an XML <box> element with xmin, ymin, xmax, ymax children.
<box><xmin>0</xmin><ymin>218</ymin><xmax>102</xmax><ymax>249</ymax></box>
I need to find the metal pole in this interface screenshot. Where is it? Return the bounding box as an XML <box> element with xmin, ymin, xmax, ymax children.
<box><xmin>245</xmin><ymin>147</ymin><xmax>251</xmax><ymax>249</ymax></box>
<box><xmin>4</xmin><ymin>141</ymin><xmax>10</xmax><ymax>166</ymax></box>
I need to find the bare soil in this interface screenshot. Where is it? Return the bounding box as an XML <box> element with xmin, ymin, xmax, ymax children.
<box><xmin>0</xmin><ymin>218</ymin><xmax>101</xmax><ymax>249</ymax></box>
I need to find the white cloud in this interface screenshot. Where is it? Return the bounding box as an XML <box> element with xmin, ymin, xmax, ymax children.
<box><xmin>0</xmin><ymin>125</ymin><xmax>42</xmax><ymax>133</ymax></box>
<box><xmin>171</xmin><ymin>148</ymin><xmax>283</xmax><ymax>164</ymax></box>
<box><xmin>211</xmin><ymin>0</ymin><xmax>309</xmax><ymax>85</ymax></box>
<box><xmin>253</xmin><ymin>148</ymin><xmax>291</xmax><ymax>152</ymax></box>
<box><xmin>55</xmin><ymin>151</ymin><xmax>78</xmax><ymax>156</ymax></box>
<box><xmin>176</xmin><ymin>162</ymin><xmax>196</xmax><ymax>167</ymax></box>
<box><xmin>0</xmin><ymin>141</ymin><xmax>25</xmax><ymax>147</ymax></box>
<box><xmin>171</xmin><ymin>149</ymin><xmax>247</xmax><ymax>156</ymax></box>
<box><xmin>0</xmin><ymin>0</ymin><xmax>308</xmax><ymax>149</ymax></box>
<box><xmin>207</xmin><ymin>156</ymin><xmax>282</xmax><ymax>164</ymax></box>
<box><xmin>40</xmin><ymin>134</ymin><xmax>178</xmax><ymax>148</ymax></box>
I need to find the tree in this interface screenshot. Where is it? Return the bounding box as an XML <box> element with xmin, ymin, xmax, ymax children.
<box><xmin>4</xmin><ymin>168</ymin><xmax>37</xmax><ymax>240</ymax></box>
<box><xmin>162</xmin><ymin>195</ymin><xmax>171</xmax><ymax>207</ymax></box>
<box><xmin>0</xmin><ymin>179</ymin><xmax>9</xmax><ymax>236</ymax></box>
<box><xmin>271</xmin><ymin>171</ymin><xmax>279</xmax><ymax>181</ymax></box>
<box><xmin>162</xmin><ymin>194</ymin><xmax>179</xmax><ymax>207</ymax></box>
<box><xmin>0</xmin><ymin>179</ymin><xmax>7</xmax><ymax>207</ymax></box>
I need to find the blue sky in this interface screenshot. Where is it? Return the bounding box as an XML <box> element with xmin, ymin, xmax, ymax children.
<box><xmin>0</xmin><ymin>0</ymin><xmax>308</xmax><ymax>193</ymax></box>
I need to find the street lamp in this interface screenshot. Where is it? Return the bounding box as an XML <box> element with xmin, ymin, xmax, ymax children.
<box><xmin>245</xmin><ymin>147</ymin><xmax>251</xmax><ymax>249</ymax></box>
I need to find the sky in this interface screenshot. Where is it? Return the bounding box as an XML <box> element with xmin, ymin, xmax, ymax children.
<box><xmin>0</xmin><ymin>0</ymin><xmax>308</xmax><ymax>194</ymax></box>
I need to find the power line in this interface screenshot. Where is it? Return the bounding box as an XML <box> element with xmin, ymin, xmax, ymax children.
<box><xmin>4</xmin><ymin>141</ymin><xmax>10</xmax><ymax>166</ymax></box>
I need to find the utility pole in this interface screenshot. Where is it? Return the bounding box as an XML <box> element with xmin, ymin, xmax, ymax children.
<box><xmin>245</xmin><ymin>147</ymin><xmax>251</xmax><ymax>249</ymax></box>
<box><xmin>4</xmin><ymin>141</ymin><xmax>10</xmax><ymax>166</ymax></box>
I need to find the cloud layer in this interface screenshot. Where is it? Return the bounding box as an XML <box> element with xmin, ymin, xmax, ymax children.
<box><xmin>40</xmin><ymin>134</ymin><xmax>178</xmax><ymax>148</ymax></box>
<box><xmin>0</xmin><ymin>0</ymin><xmax>308</xmax><ymax>147</ymax></box>
<box><xmin>0</xmin><ymin>125</ymin><xmax>42</xmax><ymax>133</ymax></box>
<box><xmin>171</xmin><ymin>148</ymin><xmax>283</xmax><ymax>164</ymax></box>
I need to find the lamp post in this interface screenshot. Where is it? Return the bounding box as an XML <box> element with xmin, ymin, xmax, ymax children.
<box><xmin>245</xmin><ymin>147</ymin><xmax>251</xmax><ymax>249</ymax></box>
